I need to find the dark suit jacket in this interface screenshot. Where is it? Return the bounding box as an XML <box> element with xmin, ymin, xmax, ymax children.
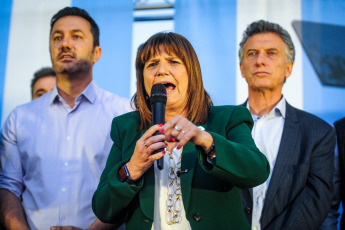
<box><xmin>334</xmin><ymin>117</ymin><xmax>345</xmax><ymax>229</ymax></box>
<box><xmin>92</xmin><ymin>106</ymin><xmax>270</xmax><ymax>230</ymax></box>
<box><xmin>241</xmin><ymin>101</ymin><xmax>336</xmax><ymax>230</ymax></box>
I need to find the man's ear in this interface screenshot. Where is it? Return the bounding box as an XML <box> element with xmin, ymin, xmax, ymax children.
<box><xmin>93</xmin><ymin>46</ymin><xmax>102</xmax><ymax>63</ymax></box>
<box><xmin>285</xmin><ymin>61</ymin><xmax>294</xmax><ymax>79</ymax></box>
<box><xmin>240</xmin><ymin>63</ymin><xmax>245</xmax><ymax>78</ymax></box>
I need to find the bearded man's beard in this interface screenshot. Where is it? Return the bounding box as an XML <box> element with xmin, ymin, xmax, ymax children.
<box><xmin>57</xmin><ymin>59</ymin><xmax>92</xmax><ymax>75</ymax></box>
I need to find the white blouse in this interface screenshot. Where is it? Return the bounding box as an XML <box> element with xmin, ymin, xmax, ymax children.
<box><xmin>151</xmin><ymin>147</ymin><xmax>192</xmax><ymax>230</ymax></box>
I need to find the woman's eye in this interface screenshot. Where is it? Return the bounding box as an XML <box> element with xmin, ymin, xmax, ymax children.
<box><xmin>147</xmin><ymin>62</ymin><xmax>156</xmax><ymax>67</ymax></box>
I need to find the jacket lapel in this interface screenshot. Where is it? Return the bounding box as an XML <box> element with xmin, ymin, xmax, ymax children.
<box><xmin>138</xmin><ymin>127</ymin><xmax>155</xmax><ymax>220</ymax></box>
<box><xmin>261</xmin><ymin>102</ymin><xmax>299</xmax><ymax>227</ymax></box>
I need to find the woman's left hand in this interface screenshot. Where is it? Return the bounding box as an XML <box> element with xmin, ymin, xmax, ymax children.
<box><xmin>162</xmin><ymin>115</ymin><xmax>214</xmax><ymax>152</ymax></box>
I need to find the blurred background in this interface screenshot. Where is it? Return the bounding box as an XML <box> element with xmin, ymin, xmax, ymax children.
<box><xmin>0</xmin><ymin>0</ymin><xmax>344</xmax><ymax>227</ymax></box>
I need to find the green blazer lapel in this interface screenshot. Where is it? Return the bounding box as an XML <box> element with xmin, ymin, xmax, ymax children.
<box><xmin>181</xmin><ymin>142</ymin><xmax>198</xmax><ymax>213</ymax></box>
<box><xmin>138</xmin><ymin>127</ymin><xmax>155</xmax><ymax>221</ymax></box>
<box><xmin>139</xmin><ymin>165</ymin><xmax>155</xmax><ymax>220</ymax></box>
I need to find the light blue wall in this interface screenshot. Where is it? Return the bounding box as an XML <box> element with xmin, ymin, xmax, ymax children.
<box><xmin>175</xmin><ymin>0</ymin><xmax>237</xmax><ymax>106</ymax></box>
<box><xmin>0</xmin><ymin>1</ymin><xmax>13</xmax><ymax>125</ymax></box>
<box><xmin>72</xmin><ymin>0</ymin><xmax>133</xmax><ymax>99</ymax></box>
<box><xmin>302</xmin><ymin>0</ymin><xmax>345</xmax><ymax>124</ymax></box>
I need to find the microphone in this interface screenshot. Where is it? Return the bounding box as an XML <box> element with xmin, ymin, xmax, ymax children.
<box><xmin>150</xmin><ymin>84</ymin><xmax>167</xmax><ymax>170</ymax></box>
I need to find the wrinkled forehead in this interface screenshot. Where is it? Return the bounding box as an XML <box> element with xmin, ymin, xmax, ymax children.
<box><xmin>245</xmin><ymin>32</ymin><xmax>286</xmax><ymax>49</ymax></box>
<box><xmin>143</xmin><ymin>42</ymin><xmax>181</xmax><ymax>63</ymax></box>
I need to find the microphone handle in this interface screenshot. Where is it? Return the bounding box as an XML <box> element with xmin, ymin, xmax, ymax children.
<box><xmin>152</xmin><ymin>130</ymin><xmax>164</xmax><ymax>170</ymax></box>
<box><xmin>152</xmin><ymin>102</ymin><xmax>165</xmax><ymax>170</ymax></box>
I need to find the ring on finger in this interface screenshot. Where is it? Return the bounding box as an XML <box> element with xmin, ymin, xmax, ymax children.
<box><xmin>174</xmin><ymin>125</ymin><xmax>182</xmax><ymax>132</ymax></box>
<box><xmin>144</xmin><ymin>141</ymin><xmax>148</xmax><ymax>148</ymax></box>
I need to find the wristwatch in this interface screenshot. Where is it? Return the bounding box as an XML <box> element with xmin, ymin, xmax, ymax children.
<box><xmin>206</xmin><ymin>143</ymin><xmax>216</xmax><ymax>159</ymax></box>
<box><xmin>119</xmin><ymin>164</ymin><xmax>139</xmax><ymax>186</ymax></box>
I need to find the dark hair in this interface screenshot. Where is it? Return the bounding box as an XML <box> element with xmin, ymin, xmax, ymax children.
<box><xmin>31</xmin><ymin>67</ymin><xmax>56</xmax><ymax>98</ymax></box>
<box><xmin>132</xmin><ymin>32</ymin><xmax>213</xmax><ymax>131</ymax></box>
<box><xmin>50</xmin><ymin>7</ymin><xmax>100</xmax><ymax>47</ymax></box>
<box><xmin>239</xmin><ymin>20</ymin><xmax>295</xmax><ymax>63</ymax></box>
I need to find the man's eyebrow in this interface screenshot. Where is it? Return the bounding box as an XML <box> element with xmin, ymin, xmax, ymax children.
<box><xmin>246</xmin><ymin>48</ymin><xmax>258</xmax><ymax>52</ymax></box>
<box><xmin>51</xmin><ymin>30</ymin><xmax>62</xmax><ymax>35</ymax></box>
<box><xmin>51</xmin><ymin>29</ymin><xmax>85</xmax><ymax>35</ymax></box>
<box><xmin>246</xmin><ymin>48</ymin><xmax>279</xmax><ymax>52</ymax></box>
<box><xmin>266</xmin><ymin>48</ymin><xmax>279</xmax><ymax>51</ymax></box>
<box><xmin>70</xmin><ymin>29</ymin><xmax>85</xmax><ymax>34</ymax></box>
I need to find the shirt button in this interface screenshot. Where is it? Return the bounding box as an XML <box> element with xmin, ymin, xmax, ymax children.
<box><xmin>68</xmin><ymin>114</ymin><xmax>72</xmax><ymax>117</ymax></box>
<box><xmin>64</xmin><ymin>162</ymin><xmax>69</xmax><ymax>167</ymax></box>
<box><xmin>60</xmin><ymin>216</ymin><xmax>65</xmax><ymax>221</ymax></box>
<box><xmin>253</xmin><ymin>227</ymin><xmax>257</xmax><ymax>230</ymax></box>
<box><xmin>62</xmin><ymin>188</ymin><xmax>66</xmax><ymax>192</ymax></box>
<box><xmin>67</xmin><ymin>136</ymin><xmax>71</xmax><ymax>141</ymax></box>
<box><xmin>245</xmin><ymin>207</ymin><xmax>252</xmax><ymax>214</ymax></box>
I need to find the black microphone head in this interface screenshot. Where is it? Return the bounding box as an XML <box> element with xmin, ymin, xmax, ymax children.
<box><xmin>150</xmin><ymin>84</ymin><xmax>167</xmax><ymax>105</ymax></box>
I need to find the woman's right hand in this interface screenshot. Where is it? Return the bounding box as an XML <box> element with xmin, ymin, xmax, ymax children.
<box><xmin>125</xmin><ymin>124</ymin><xmax>166</xmax><ymax>180</ymax></box>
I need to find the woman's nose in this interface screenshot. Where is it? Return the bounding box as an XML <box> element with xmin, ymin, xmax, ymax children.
<box><xmin>156</xmin><ymin>62</ymin><xmax>168</xmax><ymax>76</ymax></box>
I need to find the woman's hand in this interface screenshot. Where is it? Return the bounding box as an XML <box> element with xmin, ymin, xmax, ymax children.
<box><xmin>126</xmin><ymin>124</ymin><xmax>166</xmax><ymax>180</ymax></box>
<box><xmin>163</xmin><ymin>115</ymin><xmax>214</xmax><ymax>152</ymax></box>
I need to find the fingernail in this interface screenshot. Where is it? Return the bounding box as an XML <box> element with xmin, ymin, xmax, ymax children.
<box><xmin>162</xmin><ymin>150</ymin><xmax>166</xmax><ymax>154</ymax></box>
<box><xmin>170</xmin><ymin>137</ymin><xmax>175</xmax><ymax>142</ymax></box>
<box><xmin>177</xmin><ymin>146</ymin><xmax>181</xmax><ymax>150</ymax></box>
<box><xmin>158</xmin><ymin>124</ymin><xmax>163</xmax><ymax>127</ymax></box>
<box><xmin>165</xmin><ymin>142</ymin><xmax>168</xmax><ymax>146</ymax></box>
<box><xmin>160</xmin><ymin>129</ymin><xmax>165</xmax><ymax>133</ymax></box>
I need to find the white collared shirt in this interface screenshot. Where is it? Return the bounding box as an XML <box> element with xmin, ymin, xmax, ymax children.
<box><xmin>247</xmin><ymin>97</ymin><xmax>286</xmax><ymax>230</ymax></box>
<box><xmin>0</xmin><ymin>81</ymin><xmax>131</xmax><ymax>229</ymax></box>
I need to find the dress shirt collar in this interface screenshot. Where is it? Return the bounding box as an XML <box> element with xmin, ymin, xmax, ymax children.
<box><xmin>49</xmin><ymin>80</ymin><xmax>98</xmax><ymax>106</ymax></box>
<box><xmin>247</xmin><ymin>96</ymin><xmax>286</xmax><ymax>119</ymax></box>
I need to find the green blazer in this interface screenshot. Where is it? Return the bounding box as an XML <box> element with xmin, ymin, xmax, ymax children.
<box><xmin>92</xmin><ymin>106</ymin><xmax>270</xmax><ymax>230</ymax></box>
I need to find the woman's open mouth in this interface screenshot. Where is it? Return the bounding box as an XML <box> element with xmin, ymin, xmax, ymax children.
<box><xmin>162</xmin><ymin>83</ymin><xmax>176</xmax><ymax>93</ymax></box>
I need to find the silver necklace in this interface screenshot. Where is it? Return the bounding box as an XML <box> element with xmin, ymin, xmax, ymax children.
<box><xmin>165</xmin><ymin>147</ymin><xmax>183</xmax><ymax>225</ymax></box>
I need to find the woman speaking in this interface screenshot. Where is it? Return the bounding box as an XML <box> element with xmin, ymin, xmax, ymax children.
<box><xmin>92</xmin><ymin>32</ymin><xmax>270</xmax><ymax>229</ymax></box>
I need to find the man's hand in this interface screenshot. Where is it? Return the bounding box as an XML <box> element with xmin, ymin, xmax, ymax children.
<box><xmin>0</xmin><ymin>189</ymin><xmax>30</xmax><ymax>230</ymax></box>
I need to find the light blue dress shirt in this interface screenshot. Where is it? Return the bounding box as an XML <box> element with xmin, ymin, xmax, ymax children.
<box><xmin>0</xmin><ymin>81</ymin><xmax>131</xmax><ymax>229</ymax></box>
<box><xmin>247</xmin><ymin>97</ymin><xmax>286</xmax><ymax>230</ymax></box>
